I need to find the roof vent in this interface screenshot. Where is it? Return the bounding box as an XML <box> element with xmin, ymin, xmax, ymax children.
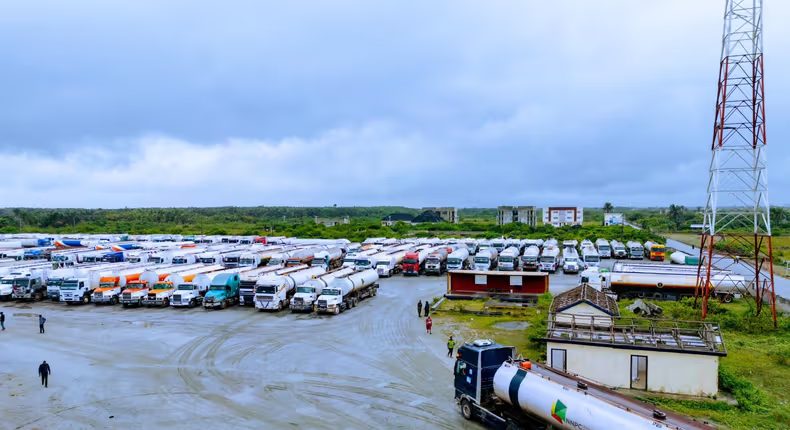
<box><xmin>577</xmin><ymin>381</ymin><xmax>588</xmax><ymax>390</ymax></box>
<box><xmin>472</xmin><ymin>339</ymin><xmax>494</xmax><ymax>347</ymax></box>
<box><xmin>652</xmin><ymin>410</ymin><xmax>667</xmax><ymax>420</ymax></box>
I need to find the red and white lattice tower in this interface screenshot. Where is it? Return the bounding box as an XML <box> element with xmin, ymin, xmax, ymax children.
<box><xmin>695</xmin><ymin>0</ymin><xmax>777</xmax><ymax>327</ymax></box>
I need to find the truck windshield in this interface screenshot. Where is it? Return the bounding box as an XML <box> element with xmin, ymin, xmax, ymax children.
<box><xmin>586</xmin><ymin>256</ymin><xmax>600</xmax><ymax>262</ymax></box>
<box><xmin>296</xmin><ymin>287</ymin><xmax>313</xmax><ymax>294</ymax></box>
<box><xmin>99</xmin><ymin>283</ymin><xmax>115</xmax><ymax>288</ymax></box>
<box><xmin>178</xmin><ymin>285</ymin><xmax>195</xmax><ymax>290</ymax></box>
<box><xmin>600</xmin><ymin>246</ymin><xmax>611</xmax><ymax>252</ymax></box>
<box><xmin>540</xmin><ymin>257</ymin><xmax>555</xmax><ymax>263</ymax></box>
<box><xmin>474</xmin><ymin>257</ymin><xmax>489</xmax><ymax>264</ymax></box>
<box><xmin>426</xmin><ymin>258</ymin><xmax>439</xmax><ymax>264</ymax></box>
<box><xmin>376</xmin><ymin>261</ymin><xmax>389</xmax><ymax>266</ymax></box>
<box><xmin>61</xmin><ymin>281</ymin><xmax>78</xmax><ymax>290</ymax></box>
<box><xmin>402</xmin><ymin>258</ymin><xmax>417</xmax><ymax>265</ymax></box>
<box><xmin>447</xmin><ymin>258</ymin><xmax>461</xmax><ymax>265</ymax></box>
<box><xmin>500</xmin><ymin>257</ymin><xmax>513</xmax><ymax>263</ymax></box>
<box><xmin>565</xmin><ymin>258</ymin><xmax>577</xmax><ymax>263</ymax></box>
<box><xmin>323</xmin><ymin>289</ymin><xmax>341</xmax><ymax>296</ymax></box>
<box><xmin>355</xmin><ymin>260</ymin><xmax>370</xmax><ymax>267</ymax></box>
<box><xmin>172</xmin><ymin>258</ymin><xmax>187</xmax><ymax>264</ymax></box>
<box><xmin>150</xmin><ymin>257</ymin><xmax>164</xmax><ymax>264</ymax></box>
<box><xmin>209</xmin><ymin>285</ymin><xmax>227</xmax><ymax>291</ymax></box>
<box><xmin>1</xmin><ymin>279</ymin><xmax>12</xmax><ymax>285</ymax></box>
<box><xmin>521</xmin><ymin>256</ymin><xmax>537</xmax><ymax>262</ymax></box>
<box><xmin>200</xmin><ymin>258</ymin><xmax>216</xmax><ymax>263</ymax></box>
<box><xmin>240</xmin><ymin>259</ymin><xmax>254</xmax><ymax>265</ymax></box>
<box><xmin>152</xmin><ymin>283</ymin><xmax>171</xmax><ymax>290</ymax></box>
<box><xmin>48</xmin><ymin>279</ymin><xmax>63</xmax><ymax>286</ymax></box>
<box><xmin>256</xmin><ymin>286</ymin><xmax>276</xmax><ymax>294</ymax></box>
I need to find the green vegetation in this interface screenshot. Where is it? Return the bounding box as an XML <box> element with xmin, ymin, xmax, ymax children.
<box><xmin>617</xmin><ymin>298</ymin><xmax>790</xmax><ymax>429</ymax></box>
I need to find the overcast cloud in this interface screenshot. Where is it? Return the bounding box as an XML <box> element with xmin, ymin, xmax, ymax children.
<box><xmin>1</xmin><ymin>0</ymin><xmax>789</xmax><ymax>208</ymax></box>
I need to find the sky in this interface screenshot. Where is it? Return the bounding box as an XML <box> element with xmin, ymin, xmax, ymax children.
<box><xmin>1</xmin><ymin>0</ymin><xmax>790</xmax><ymax>209</ymax></box>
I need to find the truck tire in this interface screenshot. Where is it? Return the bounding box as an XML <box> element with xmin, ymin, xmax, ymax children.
<box><xmin>111</xmin><ymin>296</ymin><xmax>118</xmax><ymax>305</ymax></box>
<box><xmin>460</xmin><ymin>399</ymin><xmax>474</xmax><ymax>420</ymax></box>
<box><xmin>123</xmin><ymin>303</ymin><xmax>128</xmax><ymax>308</ymax></box>
<box><xmin>189</xmin><ymin>298</ymin><xmax>196</xmax><ymax>308</ymax></box>
<box><xmin>34</xmin><ymin>292</ymin><xmax>42</xmax><ymax>301</ymax></box>
<box><xmin>221</xmin><ymin>300</ymin><xmax>227</xmax><ymax>309</ymax></box>
<box><xmin>83</xmin><ymin>294</ymin><xmax>90</xmax><ymax>305</ymax></box>
<box><xmin>137</xmin><ymin>299</ymin><xmax>143</xmax><ymax>307</ymax></box>
<box><xmin>163</xmin><ymin>298</ymin><xmax>170</xmax><ymax>307</ymax></box>
<box><xmin>722</xmin><ymin>294</ymin><xmax>734</xmax><ymax>303</ymax></box>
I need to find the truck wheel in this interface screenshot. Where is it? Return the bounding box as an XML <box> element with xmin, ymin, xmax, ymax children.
<box><xmin>722</xmin><ymin>294</ymin><xmax>734</xmax><ymax>303</ymax></box>
<box><xmin>189</xmin><ymin>299</ymin><xmax>196</xmax><ymax>308</ymax></box>
<box><xmin>111</xmin><ymin>296</ymin><xmax>118</xmax><ymax>305</ymax></box>
<box><xmin>163</xmin><ymin>298</ymin><xmax>170</xmax><ymax>307</ymax></box>
<box><xmin>123</xmin><ymin>303</ymin><xmax>128</xmax><ymax>308</ymax></box>
<box><xmin>372</xmin><ymin>288</ymin><xmax>377</xmax><ymax>297</ymax></box>
<box><xmin>460</xmin><ymin>399</ymin><xmax>474</xmax><ymax>420</ymax></box>
<box><xmin>34</xmin><ymin>292</ymin><xmax>42</xmax><ymax>301</ymax></box>
<box><xmin>83</xmin><ymin>295</ymin><xmax>90</xmax><ymax>305</ymax></box>
<box><xmin>277</xmin><ymin>301</ymin><xmax>283</xmax><ymax>311</ymax></box>
<box><xmin>221</xmin><ymin>300</ymin><xmax>227</xmax><ymax>309</ymax></box>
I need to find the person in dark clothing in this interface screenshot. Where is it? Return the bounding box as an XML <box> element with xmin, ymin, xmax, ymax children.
<box><xmin>424</xmin><ymin>300</ymin><xmax>430</xmax><ymax>317</ymax></box>
<box><xmin>39</xmin><ymin>315</ymin><xmax>46</xmax><ymax>334</ymax></box>
<box><xmin>1</xmin><ymin>312</ymin><xmax>5</xmax><ymax>330</ymax></box>
<box><xmin>38</xmin><ymin>361</ymin><xmax>51</xmax><ymax>387</ymax></box>
<box><xmin>417</xmin><ymin>300</ymin><xmax>423</xmax><ymax>317</ymax></box>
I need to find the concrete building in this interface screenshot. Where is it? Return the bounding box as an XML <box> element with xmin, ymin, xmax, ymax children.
<box><xmin>381</xmin><ymin>213</ymin><xmax>415</xmax><ymax>226</ymax></box>
<box><xmin>544</xmin><ymin>304</ymin><xmax>726</xmax><ymax>396</ymax></box>
<box><xmin>549</xmin><ymin>284</ymin><xmax>619</xmax><ymax>327</ymax></box>
<box><xmin>421</xmin><ymin>207</ymin><xmax>458</xmax><ymax>224</ymax></box>
<box><xmin>313</xmin><ymin>216</ymin><xmax>349</xmax><ymax>227</ymax></box>
<box><xmin>542</xmin><ymin>207</ymin><xmax>584</xmax><ymax>227</ymax></box>
<box><xmin>497</xmin><ymin>206</ymin><xmax>538</xmax><ymax>226</ymax></box>
<box><xmin>603</xmin><ymin>213</ymin><xmax>624</xmax><ymax>226</ymax></box>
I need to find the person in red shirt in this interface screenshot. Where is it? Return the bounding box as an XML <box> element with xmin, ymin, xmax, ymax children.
<box><xmin>425</xmin><ymin>316</ymin><xmax>432</xmax><ymax>335</ymax></box>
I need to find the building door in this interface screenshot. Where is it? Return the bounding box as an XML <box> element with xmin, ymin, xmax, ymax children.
<box><xmin>551</xmin><ymin>349</ymin><xmax>567</xmax><ymax>372</ymax></box>
<box><xmin>630</xmin><ymin>355</ymin><xmax>648</xmax><ymax>390</ymax></box>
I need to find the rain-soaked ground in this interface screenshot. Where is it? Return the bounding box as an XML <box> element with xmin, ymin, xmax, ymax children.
<box><xmin>0</xmin><ymin>270</ymin><xmax>587</xmax><ymax>430</ymax></box>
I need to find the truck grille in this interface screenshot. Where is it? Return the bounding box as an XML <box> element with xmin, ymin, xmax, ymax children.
<box><xmin>294</xmin><ymin>298</ymin><xmax>304</xmax><ymax>306</ymax></box>
<box><xmin>317</xmin><ymin>300</ymin><xmax>327</xmax><ymax>308</ymax></box>
<box><xmin>123</xmin><ymin>293</ymin><xmax>131</xmax><ymax>299</ymax></box>
<box><xmin>240</xmin><ymin>280</ymin><xmax>257</xmax><ymax>289</ymax></box>
<box><xmin>93</xmin><ymin>293</ymin><xmax>102</xmax><ymax>299</ymax></box>
<box><xmin>173</xmin><ymin>295</ymin><xmax>181</xmax><ymax>302</ymax></box>
<box><xmin>148</xmin><ymin>294</ymin><xmax>156</xmax><ymax>300</ymax></box>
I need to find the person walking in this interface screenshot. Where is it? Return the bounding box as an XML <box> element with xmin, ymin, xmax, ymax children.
<box><xmin>447</xmin><ymin>336</ymin><xmax>456</xmax><ymax>357</ymax></box>
<box><xmin>1</xmin><ymin>312</ymin><xmax>5</xmax><ymax>331</ymax></box>
<box><xmin>425</xmin><ymin>316</ymin><xmax>432</xmax><ymax>335</ymax></box>
<box><xmin>39</xmin><ymin>315</ymin><xmax>46</xmax><ymax>334</ymax></box>
<box><xmin>38</xmin><ymin>361</ymin><xmax>51</xmax><ymax>387</ymax></box>
<box><xmin>417</xmin><ymin>300</ymin><xmax>423</xmax><ymax>318</ymax></box>
<box><xmin>424</xmin><ymin>300</ymin><xmax>430</xmax><ymax>317</ymax></box>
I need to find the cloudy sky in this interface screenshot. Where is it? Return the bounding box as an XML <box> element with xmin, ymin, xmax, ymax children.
<box><xmin>1</xmin><ymin>0</ymin><xmax>789</xmax><ymax>209</ymax></box>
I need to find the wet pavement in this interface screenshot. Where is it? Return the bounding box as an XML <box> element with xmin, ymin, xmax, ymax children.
<box><xmin>0</xmin><ymin>265</ymin><xmax>622</xmax><ymax>430</ymax></box>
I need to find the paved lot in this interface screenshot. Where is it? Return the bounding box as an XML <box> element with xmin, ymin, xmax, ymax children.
<box><xmin>0</xmin><ymin>261</ymin><xmax>639</xmax><ymax>430</ymax></box>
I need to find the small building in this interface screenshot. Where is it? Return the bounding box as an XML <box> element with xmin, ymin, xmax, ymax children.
<box><xmin>603</xmin><ymin>213</ymin><xmax>623</xmax><ymax>226</ymax></box>
<box><xmin>446</xmin><ymin>270</ymin><xmax>548</xmax><ymax>300</ymax></box>
<box><xmin>421</xmin><ymin>207</ymin><xmax>458</xmax><ymax>224</ymax></box>
<box><xmin>542</xmin><ymin>207</ymin><xmax>584</xmax><ymax>227</ymax></box>
<box><xmin>544</xmin><ymin>313</ymin><xmax>726</xmax><ymax>396</ymax></box>
<box><xmin>381</xmin><ymin>213</ymin><xmax>415</xmax><ymax>226</ymax></box>
<box><xmin>497</xmin><ymin>206</ymin><xmax>538</xmax><ymax>226</ymax></box>
<box><xmin>314</xmin><ymin>216</ymin><xmax>349</xmax><ymax>227</ymax></box>
<box><xmin>549</xmin><ymin>284</ymin><xmax>619</xmax><ymax>327</ymax></box>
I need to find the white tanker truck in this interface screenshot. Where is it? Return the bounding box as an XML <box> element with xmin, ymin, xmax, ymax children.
<box><xmin>455</xmin><ymin>340</ymin><xmax>714</xmax><ymax>430</ymax></box>
<box><xmin>315</xmin><ymin>268</ymin><xmax>379</xmax><ymax>315</ymax></box>
<box><xmin>290</xmin><ymin>267</ymin><xmax>356</xmax><ymax>312</ymax></box>
<box><xmin>254</xmin><ymin>266</ymin><xmax>326</xmax><ymax>311</ymax></box>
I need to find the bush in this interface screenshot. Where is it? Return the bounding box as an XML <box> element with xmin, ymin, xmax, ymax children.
<box><xmin>718</xmin><ymin>366</ymin><xmax>766</xmax><ymax>412</ymax></box>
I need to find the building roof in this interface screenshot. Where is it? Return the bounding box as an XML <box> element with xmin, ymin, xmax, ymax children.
<box><xmin>550</xmin><ymin>284</ymin><xmax>619</xmax><ymax>317</ymax></box>
<box><xmin>545</xmin><ymin>316</ymin><xmax>727</xmax><ymax>356</ymax></box>
<box><xmin>381</xmin><ymin>213</ymin><xmax>414</xmax><ymax>222</ymax></box>
<box><xmin>412</xmin><ymin>210</ymin><xmax>444</xmax><ymax>223</ymax></box>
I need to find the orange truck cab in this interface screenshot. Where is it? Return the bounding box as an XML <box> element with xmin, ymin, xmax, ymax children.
<box><xmin>120</xmin><ymin>280</ymin><xmax>150</xmax><ymax>307</ymax></box>
<box><xmin>141</xmin><ymin>281</ymin><xmax>177</xmax><ymax>307</ymax></box>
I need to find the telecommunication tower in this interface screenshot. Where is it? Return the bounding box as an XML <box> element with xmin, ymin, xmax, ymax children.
<box><xmin>695</xmin><ymin>0</ymin><xmax>776</xmax><ymax>327</ymax></box>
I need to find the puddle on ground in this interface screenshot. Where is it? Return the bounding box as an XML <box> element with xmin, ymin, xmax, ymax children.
<box><xmin>13</xmin><ymin>313</ymin><xmax>39</xmax><ymax>318</ymax></box>
<box><xmin>493</xmin><ymin>321</ymin><xmax>531</xmax><ymax>331</ymax></box>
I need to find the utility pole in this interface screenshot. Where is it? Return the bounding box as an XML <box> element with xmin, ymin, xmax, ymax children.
<box><xmin>695</xmin><ymin>0</ymin><xmax>777</xmax><ymax>327</ymax></box>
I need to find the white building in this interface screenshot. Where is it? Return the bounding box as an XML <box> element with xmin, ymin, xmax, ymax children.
<box><xmin>604</xmin><ymin>213</ymin><xmax>623</xmax><ymax>226</ymax></box>
<box><xmin>546</xmin><ymin>285</ymin><xmax>726</xmax><ymax>396</ymax></box>
<box><xmin>542</xmin><ymin>207</ymin><xmax>584</xmax><ymax>227</ymax></box>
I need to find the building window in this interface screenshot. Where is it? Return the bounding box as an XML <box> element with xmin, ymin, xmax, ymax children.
<box><xmin>630</xmin><ymin>355</ymin><xmax>648</xmax><ymax>390</ymax></box>
<box><xmin>551</xmin><ymin>349</ymin><xmax>566</xmax><ymax>372</ymax></box>
<box><xmin>474</xmin><ymin>275</ymin><xmax>487</xmax><ymax>285</ymax></box>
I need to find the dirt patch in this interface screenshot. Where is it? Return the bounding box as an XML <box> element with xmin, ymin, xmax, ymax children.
<box><xmin>492</xmin><ymin>321</ymin><xmax>531</xmax><ymax>330</ymax></box>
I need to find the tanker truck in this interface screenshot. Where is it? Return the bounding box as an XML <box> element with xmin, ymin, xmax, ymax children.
<box><xmin>424</xmin><ymin>248</ymin><xmax>449</xmax><ymax>275</ymax></box>
<box><xmin>60</xmin><ymin>269</ymin><xmax>115</xmax><ymax>304</ymax></box>
<box><xmin>519</xmin><ymin>246</ymin><xmax>541</xmax><ymax>271</ymax></box>
<box><xmin>6</xmin><ymin>268</ymin><xmax>49</xmax><ymax>301</ymax></box>
<box><xmin>290</xmin><ymin>267</ymin><xmax>355</xmax><ymax>312</ymax></box>
<box><xmin>93</xmin><ymin>265</ymin><xmax>170</xmax><ymax>305</ymax></box>
<box><xmin>310</xmin><ymin>247</ymin><xmax>344</xmax><ymax>270</ymax></box>
<box><xmin>143</xmin><ymin>264</ymin><xmax>224</xmax><ymax>307</ymax></box>
<box><xmin>238</xmin><ymin>264</ymin><xmax>294</xmax><ymax>306</ymax></box>
<box><xmin>454</xmin><ymin>339</ymin><xmax>714</xmax><ymax>430</ymax></box>
<box><xmin>315</xmin><ymin>268</ymin><xmax>379</xmax><ymax>315</ymax></box>
<box><xmin>254</xmin><ymin>266</ymin><xmax>326</xmax><ymax>311</ymax></box>
<box><xmin>402</xmin><ymin>248</ymin><xmax>435</xmax><ymax>276</ymax></box>
<box><xmin>119</xmin><ymin>265</ymin><xmax>197</xmax><ymax>307</ymax></box>
<box><xmin>446</xmin><ymin>248</ymin><xmax>470</xmax><ymax>271</ymax></box>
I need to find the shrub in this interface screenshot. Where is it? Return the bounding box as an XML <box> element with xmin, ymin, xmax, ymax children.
<box><xmin>718</xmin><ymin>366</ymin><xmax>766</xmax><ymax>412</ymax></box>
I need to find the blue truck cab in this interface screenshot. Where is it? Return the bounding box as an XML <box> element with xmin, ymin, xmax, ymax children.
<box><xmin>203</xmin><ymin>273</ymin><xmax>241</xmax><ymax>310</ymax></box>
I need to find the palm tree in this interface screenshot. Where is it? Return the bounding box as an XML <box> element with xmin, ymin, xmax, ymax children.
<box><xmin>668</xmin><ymin>204</ymin><xmax>686</xmax><ymax>230</ymax></box>
<box><xmin>603</xmin><ymin>202</ymin><xmax>614</xmax><ymax>213</ymax></box>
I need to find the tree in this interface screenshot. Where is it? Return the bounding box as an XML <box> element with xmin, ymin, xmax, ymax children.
<box><xmin>668</xmin><ymin>204</ymin><xmax>686</xmax><ymax>230</ymax></box>
<box><xmin>603</xmin><ymin>202</ymin><xmax>614</xmax><ymax>213</ymax></box>
<box><xmin>770</xmin><ymin>207</ymin><xmax>787</xmax><ymax>227</ymax></box>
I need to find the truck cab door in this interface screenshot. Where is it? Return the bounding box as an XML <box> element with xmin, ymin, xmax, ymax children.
<box><xmin>454</xmin><ymin>360</ymin><xmax>478</xmax><ymax>401</ymax></box>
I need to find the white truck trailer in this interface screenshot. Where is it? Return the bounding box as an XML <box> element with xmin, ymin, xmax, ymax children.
<box><xmin>473</xmin><ymin>249</ymin><xmax>499</xmax><ymax>271</ymax></box>
<box><xmin>561</xmin><ymin>248</ymin><xmax>581</xmax><ymax>274</ymax></box>
<box><xmin>238</xmin><ymin>264</ymin><xmax>294</xmax><ymax>306</ymax></box>
<box><xmin>447</xmin><ymin>248</ymin><xmax>470</xmax><ymax>271</ymax></box>
<box><xmin>595</xmin><ymin>238</ymin><xmax>612</xmax><ymax>258</ymax></box>
<box><xmin>376</xmin><ymin>250</ymin><xmax>408</xmax><ymax>277</ymax></box>
<box><xmin>581</xmin><ymin>246</ymin><xmax>601</xmax><ymax>268</ymax></box>
<box><xmin>519</xmin><ymin>246</ymin><xmax>541</xmax><ymax>271</ymax></box>
<box><xmin>255</xmin><ymin>266</ymin><xmax>326</xmax><ymax>311</ymax></box>
<box><xmin>3</xmin><ymin>269</ymin><xmax>49</xmax><ymax>301</ymax></box>
<box><xmin>290</xmin><ymin>267</ymin><xmax>356</xmax><ymax>312</ymax></box>
<box><xmin>315</xmin><ymin>269</ymin><xmax>379</xmax><ymax>315</ymax></box>
<box><xmin>60</xmin><ymin>269</ymin><xmax>116</xmax><ymax>304</ymax></box>
<box><xmin>92</xmin><ymin>265</ymin><xmax>170</xmax><ymax>304</ymax></box>
<box><xmin>539</xmin><ymin>247</ymin><xmax>560</xmax><ymax>273</ymax></box>
<box><xmin>310</xmin><ymin>247</ymin><xmax>344</xmax><ymax>270</ymax></box>
<box><xmin>497</xmin><ymin>247</ymin><xmax>521</xmax><ymax>271</ymax></box>
<box><xmin>464</xmin><ymin>239</ymin><xmax>479</xmax><ymax>256</ymax></box>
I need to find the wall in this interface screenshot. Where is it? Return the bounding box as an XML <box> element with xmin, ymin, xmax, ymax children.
<box><xmin>448</xmin><ymin>271</ymin><xmax>548</xmax><ymax>296</ymax></box>
<box><xmin>546</xmin><ymin>342</ymin><xmax>719</xmax><ymax>396</ymax></box>
<box><xmin>554</xmin><ymin>304</ymin><xmax>613</xmax><ymax>327</ymax></box>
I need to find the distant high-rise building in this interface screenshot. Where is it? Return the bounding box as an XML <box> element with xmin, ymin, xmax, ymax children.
<box><xmin>497</xmin><ymin>206</ymin><xmax>537</xmax><ymax>226</ymax></box>
<box><xmin>542</xmin><ymin>207</ymin><xmax>584</xmax><ymax>227</ymax></box>
<box><xmin>421</xmin><ymin>207</ymin><xmax>458</xmax><ymax>224</ymax></box>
